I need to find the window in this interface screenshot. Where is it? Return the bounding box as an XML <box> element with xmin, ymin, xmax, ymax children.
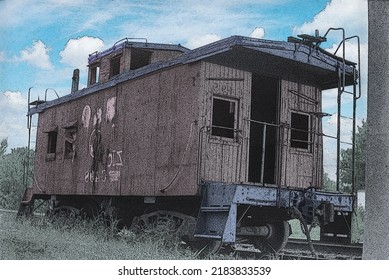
<box><xmin>64</xmin><ymin>127</ymin><xmax>77</xmax><ymax>159</ymax></box>
<box><xmin>89</xmin><ymin>64</ymin><xmax>100</xmax><ymax>85</ymax></box>
<box><xmin>47</xmin><ymin>131</ymin><xmax>58</xmax><ymax>154</ymax></box>
<box><xmin>290</xmin><ymin>112</ymin><xmax>310</xmax><ymax>149</ymax></box>
<box><xmin>211</xmin><ymin>97</ymin><xmax>237</xmax><ymax>139</ymax></box>
<box><xmin>130</xmin><ymin>48</ymin><xmax>152</xmax><ymax>70</ymax></box>
<box><xmin>110</xmin><ymin>55</ymin><xmax>121</xmax><ymax>77</ymax></box>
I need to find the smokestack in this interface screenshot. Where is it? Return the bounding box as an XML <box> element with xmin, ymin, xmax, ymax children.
<box><xmin>71</xmin><ymin>69</ymin><xmax>80</xmax><ymax>93</ymax></box>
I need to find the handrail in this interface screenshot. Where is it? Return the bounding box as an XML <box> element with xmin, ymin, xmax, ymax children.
<box><xmin>324</xmin><ymin>27</ymin><xmax>346</xmax><ymax>93</ymax></box>
<box><xmin>113</xmin><ymin>37</ymin><xmax>148</xmax><ymax>48</ymax></box>
<box><xmin>44</xmin><ymin>88</ymin><xmax>59</xmax><ymax>101</ymax></box>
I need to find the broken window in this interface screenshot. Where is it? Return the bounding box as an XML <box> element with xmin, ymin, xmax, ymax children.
<box><xmin>110</xmin><ymin>55</ymin><xmax>121</xmax><ymax>77</ymax></box>
<box><xmin>47</xmin><ymin>131</ymin><xmax>58</xmax><ymax>154</ymax></box>
<box><xmin>290</xmin><ymin>112</ymin><xmax>310</xmax><ymax>150</ymax></box>
<box><xmin>89</xmin><ymin>64</ymin><xmax>100</xmax><ymax>85</ymax></box>
<box><xmin>130</xmin><ymin>48</ymin><xmax>152</xmax><ymax>70</ymax></box>
<box><xmin>64</xmin><ymin>126</ymin><xmax>77</xmax><ymax>160</ymax></box>
<box><xmin>211</xmin><ymin>97</ymin><xmax>237</xmax><ymax>139</ymax></box>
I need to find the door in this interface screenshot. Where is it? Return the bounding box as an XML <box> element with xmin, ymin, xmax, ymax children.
<box><xmin>248</xmin><ymin>75</ymin><xmax>279</xmax><ymax>184</ymax></box>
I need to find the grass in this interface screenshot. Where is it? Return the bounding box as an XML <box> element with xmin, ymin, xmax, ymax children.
<box><xmin>0</xmin><ymin>212</ymin><xmax>201</xmax><ymax>260</ymax></box>
<box><xmin>1</xmin><ymin>208</ymin><xmax>365</xmax><ymax>260</ymax></box>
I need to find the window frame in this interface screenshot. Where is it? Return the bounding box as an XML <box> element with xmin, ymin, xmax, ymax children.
<box><xmin>64</xmin><ymin>126</ymin><xmax>77</xmax><ymax>160</ymax></box>
<box><xmin>211</xmin><ymin>96</ymin><xmax>239</xmax><ymax>141</ymax></box>
<box><xmin>130</xmin><ymin>48</ymin><xmax>152</xmax><ymax>70</ymax></box>
<box><xmin>290</xmin><ymin>111</ymin><xmax>311</xmax><ymax>151</ymax></box>
<box><xmin>45</xmin><ymin>129</ymin><xmax>58</xmax><ymax>161</ymax></box>
<box><xmin>109</xmin><ymin>55</ymin><xmax>122</xmax><ymax>78</ymax></box>
<box><xmin>88</xmin><ymin>63</ymin><xmax>100</xmax><ymax>85</ymax></box>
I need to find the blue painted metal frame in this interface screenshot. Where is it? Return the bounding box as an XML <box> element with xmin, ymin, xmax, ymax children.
<box><xmin>204</xmin><ymin>181</ymin><xmax>353</xmax><ymax>211</ymax></box>
<box><xmin>197</xmin><ymin>181</ymin><xmax>353</xmax><ymax>243</ymax></box>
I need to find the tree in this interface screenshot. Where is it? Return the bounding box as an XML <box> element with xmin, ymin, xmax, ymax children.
<box><xmin>323</xmin><ymin>172</ymin><xmax>336</xmax><ymax>191</ymax></box>
<box><xmin>0</xmin><ymin>138</ymin><xmax>7</xmax><ymax>156</ymax></box>
<box><xmin>339</xmin><ymin>120</ymin><xmax>367</xmax><ymax>193</ymax></box>
<box><xmin>0</xmin><ymin>147</ymin><xmax>34</xmax><ymax>210</ymax></box>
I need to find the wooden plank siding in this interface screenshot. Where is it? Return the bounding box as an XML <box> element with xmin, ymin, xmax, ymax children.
<box><xmin>198</xmin><ymin>62</ymin><xmax>251</xmax><ymax>184</ymax></box>
<box><xmin>33</xmin><ymin>63</ymin><xmax>202</xmax><ymax>198</ymax></box>
<box><xmin>279</xmin><ymin>79</ymin><xmax>323</xmax><ymax>188</ymax></box>
<box><xmin>33</xmin><ymin>61</ymin><xmax>324</xmax><ymax>200</ymax></box>
<box><xmin>197</xmin><ymin>63</ymin><xmax>323</xmax><ymax>189</ymax></box>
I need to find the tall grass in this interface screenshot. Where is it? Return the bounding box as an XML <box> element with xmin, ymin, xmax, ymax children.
<box><xmin>0</xmin><ymin>213</ymin><xmax>199</xmax><ymax>260</ymax></box>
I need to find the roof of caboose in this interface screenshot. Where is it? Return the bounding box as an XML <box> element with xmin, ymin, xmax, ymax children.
<box><xmin>87</xmin><ymin>39</ymin><xmax>189</xmax><ymax>65</ymax></box>
<box><xmin>29</xmin><ymin>35</ymin><xmax>357</xmax><ymax>115</ymax></box>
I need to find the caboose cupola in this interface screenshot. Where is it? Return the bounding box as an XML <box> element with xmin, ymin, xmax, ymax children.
<box><xmin>87</xmin><ymin>38</ymin><xmax>188</xmax><ymax>86</ymax></box>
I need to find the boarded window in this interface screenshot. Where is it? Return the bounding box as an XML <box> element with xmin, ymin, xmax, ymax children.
<box><xmin>89</xmin><ymin>65</ymin><xmax>100</xmax><ymax>85</ymax></box>
<box><xmin>290</xmin><ymin>112</ymin><xmax>310</xmax><ymax>149</ymax></box>
<box><xmin>47</xmin><ymin>131</ymin><xmax>58</xmax><ymax>154</ymax></box>
<box><xmin>110</xmin><ymin>56</ymin><xmax>121</xmax><ymax>77</ymax></box>
<box><xmin>212</xmin><ymin>97</ymin><xmax>237</xmax><ymax>139</ymax></box>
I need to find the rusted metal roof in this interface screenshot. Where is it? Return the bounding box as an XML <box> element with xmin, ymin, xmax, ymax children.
<box><xmin>29</xmin><ymin>35</ymin><xmax>357</xmax><ymax>116</ymax></box>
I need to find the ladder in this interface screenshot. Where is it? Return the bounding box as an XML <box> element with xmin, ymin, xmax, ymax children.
<box><xmin>194</xmin><ymin>182</ymin><xmax>237</xmax><ymax>243</ymax></box>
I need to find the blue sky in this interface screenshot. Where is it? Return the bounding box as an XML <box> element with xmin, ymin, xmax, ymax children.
<box><xmin>0</xmin><ymin>0</ymin><xmax>368</xmax><ymax>177</ymax></box>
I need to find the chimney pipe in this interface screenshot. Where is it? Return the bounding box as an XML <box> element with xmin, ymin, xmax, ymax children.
<box><xmin>71</xmin><ymin>69</ymin><xmax>80</xmax><ymax>93</ymax></box>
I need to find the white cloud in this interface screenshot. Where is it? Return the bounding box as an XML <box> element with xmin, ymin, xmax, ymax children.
<box><xmin>18</xmin><ymin>40</ymin><xmax>53</xmax><ymax>70</ymax></box>
<box><xmin>0</xmin><ymin>91</ymin><xmax>28</xmax><ymax>149</ymax></box>
<box><xmin>2</xmin><ymin>91</ymin><xmax>26</xmax><ymax>107</ymax></box>
<box><xmin>186</xmin><ymin>34</ymin><xmax>222</xmax><ymax>49</ymax></box>
<box><xmin>0</xmin><ymin>51</ymin><xmax>5</xmax><ymax>62</ymax></box>
<box><xmin>293</xmin><ymin>0</ymin><xmax>368</xmax><ymax>42</ymax></box>
<box><xmin>47</xmin><ymin>0</ymin><xmax>92</xmax><ymax>6</ymax></box>
<box><xmin>78</xmin><ymin>13</ymin><xmax>113</xmax><ymax>32</ymax></box>
<box><xmin>249</xmin><ymin>27</ymin><xmax>265</xmax><ymax>39</ymax></box>
<box><xmin>115</xmin><ymin>0</ymin><xmax>282</xmax><ymax>48</ymax></box>
<box><xmin>60</xmin><ymin>36</ymin><xmax>105</xmax><ymax>70</ymax></box>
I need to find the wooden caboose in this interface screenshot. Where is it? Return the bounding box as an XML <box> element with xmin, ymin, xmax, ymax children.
<box><xmin>21</xmin><ymin>35</ymin><xmax>357</xmax><ymax>251</ymax></box>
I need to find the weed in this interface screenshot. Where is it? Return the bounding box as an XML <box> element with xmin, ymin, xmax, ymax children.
<box><xmin>0</xmin><ymin>212</ymin><xmax>200</xmax><ymax>260</ymax></box>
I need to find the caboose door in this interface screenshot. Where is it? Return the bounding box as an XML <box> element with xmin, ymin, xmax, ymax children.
<box><xmin>248</xmin><ymin>75</ymin><xmax>280</xmax><ymax>184</ymax></box>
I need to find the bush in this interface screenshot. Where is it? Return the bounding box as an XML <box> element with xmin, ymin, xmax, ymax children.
<box><xmin>0</xmin><ymin>147</ymin><xmax>34</xmax><ymax>210</ymax></box>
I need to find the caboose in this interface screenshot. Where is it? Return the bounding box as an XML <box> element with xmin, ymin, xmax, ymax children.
<box><xmin>19</xmin><ymin>31</ymin><xmax>359</xmax><ymax>253</ymax></box>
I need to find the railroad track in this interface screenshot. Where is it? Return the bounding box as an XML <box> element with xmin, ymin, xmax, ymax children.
<box><xmin>232</xmin><ymin>239</ymin><xmax>362</xmax><ymax>260</ymax></box>
<box><xmin>280</xmin><ymin>238</ymin><xmax>362</xmax><ymax>260</ymax></box>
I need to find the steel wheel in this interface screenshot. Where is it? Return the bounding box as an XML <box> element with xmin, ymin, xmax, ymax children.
<box><xmin>254</xmin><ymin>221</ymin><xmax>290</xmax><ymax>253</ymax></box>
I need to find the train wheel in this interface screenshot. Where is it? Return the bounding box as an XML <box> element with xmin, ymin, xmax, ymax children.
<box><xmin>130</xmin><ymin>210</ymin><xmax>196</xmax><ymax>237</ymax></box>
<box><xmin>49</xmin><ymin>205</ymin><xmax>81</xmax><ymax>220</ymax></box>
<box><xmin>254</xmin><ymin>221</ymin><xmax>290</xmax><ymax>253</ymax></box>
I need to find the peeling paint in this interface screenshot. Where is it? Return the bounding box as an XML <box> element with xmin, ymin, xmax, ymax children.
<box><xmin>93</xmin><ymin>108</ymin><xmax>102</xmax><ymax>126</ymax></box>
<box><xmin>106</xmin><ymin>96</ymin><xmax>116</xmax><ymax>122</ymax></box>
<box><xmin>109</xmin><ymin>170</ymin><xmax>121</xmax><ymax>182</ymax></box>
<box><xmin>82</xmin><ymin>105</ymin><xmax>91</xmax><ymax>128</ymax></box>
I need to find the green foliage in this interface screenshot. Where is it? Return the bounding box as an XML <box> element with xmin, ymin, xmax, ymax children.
<box><xmin>322</xmin><ymin>172</ymin><xmax>336</xmax><ymax>191</ymax></box>
<box><xmin>339</xmin><ymin>120</ymin><xmax>367</xmax><ymax>192</ymax></box>
<box><xmin>0</xmin><ymin>147</ymin><xmax>34</xmax><ymax>210</ymax></box>
<box><xmin>0</xmin><ymin>138</ymin><xmax>8</xmax><ymax>156</ymax></box>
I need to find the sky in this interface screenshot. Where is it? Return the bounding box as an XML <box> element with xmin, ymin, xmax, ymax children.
<box><xmin>0</xmin><ymin>0</ymin><xmax>368</xmax><ymax>178</ymax></box>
